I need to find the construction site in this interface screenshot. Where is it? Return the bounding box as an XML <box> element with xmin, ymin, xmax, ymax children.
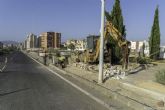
<box><xmin>25</xmin><ymin>11</ymin><xmax>165</xmax><ymax>110</ymax></box>
<box><xmin>1</xmin><ymin>0</ymin><xmax>165</xmax><ymax>110</ymax></box>
<box><xmin>25</xmin><ymin>35</ymin><xmax>165</xmax><ymax>110</ymax></box>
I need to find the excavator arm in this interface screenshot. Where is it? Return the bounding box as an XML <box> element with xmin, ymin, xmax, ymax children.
<box><xmin>93</xmin><ymin>21</ymin><xmax>129</xmax><ymax>62</ymax></box>
<box><xmin>106</xmin><ymin>21</ymin><xmax>128</xmax><ymax>47</ymax></box>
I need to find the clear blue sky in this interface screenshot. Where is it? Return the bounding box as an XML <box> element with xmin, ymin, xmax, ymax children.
<box><xmin>0</xmin><ymin>0</ymin><xmax>164</xmax><ymax>45</ymax></box>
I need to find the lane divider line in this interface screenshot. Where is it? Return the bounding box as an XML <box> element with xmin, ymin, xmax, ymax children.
<box><xmin>0</xmin><ymin>57</ymin><xmax>8</xmax><ymax>72</ymax></box>
<box><xmin>24</xmin><ymin>52</ymin><xmax>114</xmax><ymax>110</ymax></box>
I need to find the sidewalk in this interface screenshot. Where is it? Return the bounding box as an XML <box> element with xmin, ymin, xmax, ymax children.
<box><xmin>124</xmin><ymin>63</ymin><xmax>165</xmax><ymax>94</ymax></box>
<box><xmin>62</xmin><ymin>63</ymin><xmax>165</xmax><ymax>110</ymax></box>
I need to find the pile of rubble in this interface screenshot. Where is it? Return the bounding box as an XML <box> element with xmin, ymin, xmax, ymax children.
<box><xmin>71</xmin><ymin>62</ymin><xmax>140</xmax><ymax>80</ymax></box>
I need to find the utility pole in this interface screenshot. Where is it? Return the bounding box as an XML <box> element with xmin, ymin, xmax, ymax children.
<box><xmin>98</xmin><ymin>0</ymin><xmax>105</xmax><ymax>84</ymax></box>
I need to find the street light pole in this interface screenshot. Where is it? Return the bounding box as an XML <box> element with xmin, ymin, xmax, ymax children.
<box><xmin>98</xmin><ymin>0</ymin><xmax>105</xmax><ymax>84</ymax></box>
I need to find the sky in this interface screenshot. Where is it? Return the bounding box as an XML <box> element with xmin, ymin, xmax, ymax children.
<box><xmin>0</xmin><ymin>0</ymin><xmax>164</xmax><ymax>45</ymax></box>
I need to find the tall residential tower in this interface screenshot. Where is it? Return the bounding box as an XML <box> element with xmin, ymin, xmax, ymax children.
<box><xmin>39</xmin><ymin>32</ymin><xmax>61</xmax><ymax>50</ymax></box>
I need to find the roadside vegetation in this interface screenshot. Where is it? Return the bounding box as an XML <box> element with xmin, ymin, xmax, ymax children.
<box><xmin>137</xmin><ymin>57</ymin><xmax>152</xmax><ymax>64</ymax></box>
<box><xmin>0</xmin><ymin>47</ymin><xmax>17</xmax><ymax>56</ymax></box>
<box><xmin>156</xmin><ymin>70</ymin><xmax>165</xmax><ymax>85</ymax></box>
<box><xmin>149</xmin><ymin>6</ymin><xmax>160</xmax><ymax>60</ymax></box>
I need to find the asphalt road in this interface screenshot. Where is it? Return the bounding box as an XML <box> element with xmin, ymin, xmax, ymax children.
<box><xmin>0</xmin><ymin>51</ymin><xmax>108</xmax><ymax>110</ymax></box>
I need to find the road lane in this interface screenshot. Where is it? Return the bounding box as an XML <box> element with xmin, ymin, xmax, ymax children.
<box><xmin>0</xmin><ymin>52</ymin><xmax>109</xmax><ymax>110</ymax></box>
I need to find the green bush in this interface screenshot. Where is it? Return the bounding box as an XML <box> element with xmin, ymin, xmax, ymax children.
<box><xmin>137</xmin><ymin>57</ymin><xmax>151</xmax><ymax>64</ymax></box>
<box><xmin>129</xmin><ymin>57</ymin><xmax>137</xmax><ymax>63</ymax></box>
<box><xmin>0</xmin><ymin>49</ymin><xmax>10</xmax><ymax>55</ymax></box>
<box><xmin>156</xmin><ymin>70</ymin><xmax>165</xmax><ymax>85</ymax></box>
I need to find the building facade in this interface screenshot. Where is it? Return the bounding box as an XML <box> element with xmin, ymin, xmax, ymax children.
<box><xmin>130</xmin><ymin>40</ymin><xmax>164</xmax><ymax>59</ymax></box>
<box><xmin>86</xmin><ymin>35</ymin><xmax>99</xmax><ymax>50</ymax></box>
<box><xmin>39</xmin><ymin>32</ymin><xmax>61</xmax><ymax>50</ymax></box>
<box><xmin>75</xmin><ymin>40</ymin><xmax>87</xmax><ymax>51</ymax></box>
<box><xmin>26</xmin><ymin>33</ymin><xmax>37</xmax><ymax>50</ymax></box>
<box><xmin>23</xmin><ymin>40</ymin><xmax>27</xmax><ymax>50</ymax></box>
<box><xmin>65</xmin><ymin>39</ymin><xmax>87</xmax><ymax>51</ymax></box>
<box><xmin>160</xmin><ymin>46</ymin><xmax>165</xmax><ymax>59</ymax></box>
<box><xmin>130</xmin><ymin>40</ymin><xmax>149</xmax><ymax>57</ymax></box>
<box><xmin>143</xmin><ymin>40</ymin><xmax>150</xmax><ymax>57</ymax></box>
<box><xmin>37</xmin><ymin>36</ymin><xmax>41</xmax><ymax>48</ymax></box>
<box><xmin>130</xmin><ymin>41</ymin><xmax>136</xmax><ymax>51</ymax></box>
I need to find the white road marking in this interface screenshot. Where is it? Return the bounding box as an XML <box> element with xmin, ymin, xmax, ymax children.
<box><xmin>25</xmin><ymin>53</ymin><xmax>114</xmax><ymax>110</ymax></box>
<box><xmin>0</xmin><ymin>57</ymin><xmax>8</xmax><ymax>72</ymax></box>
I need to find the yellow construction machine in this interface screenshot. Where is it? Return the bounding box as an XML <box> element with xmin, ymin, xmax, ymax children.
<box><xmin>84</xmin><ymin>20</ymin><xmax>130</xmax><ymax>69</ymax></box>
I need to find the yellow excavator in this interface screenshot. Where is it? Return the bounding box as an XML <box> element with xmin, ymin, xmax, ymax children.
<box><xmin>84</xmin><ymin>20</ymin><xmax>130</xmax><ymax>69</ymax></box>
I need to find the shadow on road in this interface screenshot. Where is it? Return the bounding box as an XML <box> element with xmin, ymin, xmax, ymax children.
<box><xmin>0</xmin><ymin>88</ymin><xmax>30</xmax><ymax>97</ymax></box>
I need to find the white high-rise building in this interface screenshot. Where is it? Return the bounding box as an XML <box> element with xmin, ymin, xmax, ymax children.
<box><xmin>25</xmin><ymin>33</ymin><xmax>37</xmax><ymax>50</ymax></box>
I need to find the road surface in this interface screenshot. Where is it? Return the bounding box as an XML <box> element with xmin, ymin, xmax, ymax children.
<box><xmin>0</xmin><ymin>51</ymin><xmax>108</xmax><ymax>110</ymax></box>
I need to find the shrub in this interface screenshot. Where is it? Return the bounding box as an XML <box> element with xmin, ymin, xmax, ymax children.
<box><xmin>137</xmin><ymin>57</ymin><xmax>151</xmax><ymax>64</ymax></box>
<box><xmin>129</xmin><ymin>57</ymin><xmax>137</xmax><ymax>63</ymax></box>
<box><xmin>156</xmin><ymin>70</ymin><xmax>165</xmax><ymax>85</ymax></box>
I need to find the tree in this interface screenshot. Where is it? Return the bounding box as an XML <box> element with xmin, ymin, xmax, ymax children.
<box><xmin>105</xmin><ymin>0</ymin><xmax>126</xmax><ymax>63</ymax></box>
<box><xmin>142</xmin><ymin>42</ymin><xmax>145</xmax><ymax>57</ymax></box>
<box><xmin>67</xmin><ymin>43</ymin><xmax>75</xmax><ymax>51</ymax></box>
<box><xmin>149</xmin><ymin>6</ymin><xmax>160</xmax><ymax>60</ymax></box>
<box><xmin>109</xmin><ymin>0</ymin><xmax>126</xmax><ymax>37</ymax></box>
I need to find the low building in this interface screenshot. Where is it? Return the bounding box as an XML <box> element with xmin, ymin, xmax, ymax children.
<box><xmin>130</xmin><ymin>40</ymin><xmax>149</xmax><ymax>57</ymax></box>
<box><xmin>130</xmin><ymin>41</ymin><xmax>136</xmax><ymax>51</ymax></box>
<box><xmin>65</xmin><ymin>39</ymin><xmax>87</xmax><ymax>51</ymax></box>
<box><xmin>65</xmin><ymin>39</ymin><xmax>77</xmax><ymax>46</ymax></box>
<box><xmin>75</xmin><ymin>39</ymin><xmax>87</xmax><ymax>51</ymax></box>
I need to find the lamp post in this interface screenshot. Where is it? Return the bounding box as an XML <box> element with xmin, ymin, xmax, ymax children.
<box><xmin>98</xmin><ymin>0</ymin><xmax>105</xmax><ymax>84</ymax></box>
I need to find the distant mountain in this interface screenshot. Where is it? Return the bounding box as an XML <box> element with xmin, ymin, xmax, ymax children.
<box><xmin>1</xmin><ymin>41</ymin><xmax>19</xmax><ymax>45</ymax></box>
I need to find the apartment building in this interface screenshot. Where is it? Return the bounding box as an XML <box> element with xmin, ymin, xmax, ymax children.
<box><xmin>39</xmin><ymin>32</ymin><xmax>61</xmax><ymax>50</ymax></box>
<box><xmin>26</xmin><ymin>33</ymin><xmax>37</xmax><ymax>50</ymax></box>
<box><xmin>37</xmin><ymin>36</ymin><xmax>41</xmax><ymax>48</ymax></box>
<box><xmin>23</xmin><ymin>40</ymin><xmax>27</xmax><ymax>49</ymax></box>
